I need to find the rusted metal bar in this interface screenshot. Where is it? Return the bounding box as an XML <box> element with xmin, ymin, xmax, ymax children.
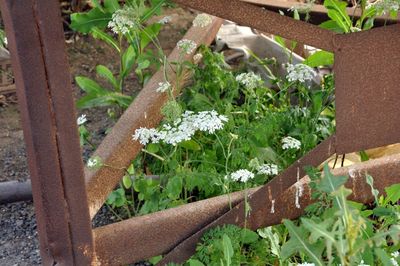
<box><xmin>334</xmin><ymin>24</ymin><xmax>400</xmax><ymax>154</ymax></box>
<box><xmin>93</xmin><ymin>188</ymin><xmax>258</xmax><ymax>265</ymax></box>
<box><xmin>85</xmin><ymin>17</ymin><xmax>223</xmax><ymax>219</ymax></box>
<box><xmin>0</xmin><ymin>180</ymin><xmax>32</xmax><ymax>204</ymax></box>
<box><xmin>174</xmin><ymin>0</ymin><xmax>336</xmax><ymax>52</ymax></box>
<box><xmin>241</xmin><ymin>0</ymin><xmax>399</xmax><ymax>26</ymax></box>
<box><xmin>160</xmin><ymin>152</ymin><xmax>400</xmax><ymax>264</ymax></box>
<box><xmin>1</xmin><ymin>0</ymin><xmax>93</xmax><ymax>264</ymax></box>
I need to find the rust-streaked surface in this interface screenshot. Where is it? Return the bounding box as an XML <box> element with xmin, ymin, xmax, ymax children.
<box><xmin>85</xmin><ymin>17</ymin><xmax>223</xmax><ymax>219</ymax></box>
<box><xmin>93</xmin><ymin>188</ymin><xmax>258</xmax><ymax>265</ymax></box>
<box><xmin>160</xmin><ymin>152</ymin><xmax>400</xmax><ymax>264</ymax></box>
<box><xmin>1</xmin><ymin>0</ymin><xmax>93</xmax><ymax>264</ymax></box>
<box><xmin>335</xmin><ymin>24</ymin><xmax>400</xmax><ymax>154</ymax></box>
<box><xmin>173</xmin><ymin>0</ymin><xmax>336</xmax><ymax>51</ymax></box>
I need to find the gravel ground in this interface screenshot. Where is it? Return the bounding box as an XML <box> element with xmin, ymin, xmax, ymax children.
<box><xmin>0</xmin><ymin>201</ymin><xmax>40</xmax><ymax>266</ymax></box>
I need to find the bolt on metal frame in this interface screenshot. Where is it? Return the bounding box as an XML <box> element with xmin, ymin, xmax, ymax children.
<box><xmin>1</xmin><ymin>0</ymin><xmax>399</xmax><ymax>265</ymax></box>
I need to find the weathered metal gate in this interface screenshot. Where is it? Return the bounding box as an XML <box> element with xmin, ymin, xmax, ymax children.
<box><xmin>1</xmin><ymin>0</ymin><xmax>399</xmax><ymax>265</ymax></box>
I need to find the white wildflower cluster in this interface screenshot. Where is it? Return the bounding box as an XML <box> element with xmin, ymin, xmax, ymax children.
<box><xmin>227</xmin><ymin>169</ymin><xmax>255</xmax><ymax>183</ymax></box>
<box><xmin>193</xmin><ymin>13</ymin><xmax>212</xmax><ymax>27</ymax></box>
<box><xmin>297</xmin><ymin>263</ymin><xmax>315</xmax><ymax>266</ymax></box>
<box><xmin>77</xmin><ymin>114</ymin><xmax>87</xmax><ymax>126</ymax></box>
<box><xmin>133</xmin><ymin>110</ymin><xmax>228</xmax><ymax>146</ymax></box>
<box><xmin>87</xmin><ymin>156</ymin><xmax>102</xmax><ymax>169</ymax></box>
<box><xmin>177</xmin><ymin>39</ymin><xmax>197</xmax><ymax>55</ymax></box>
<box><xmin>368</xmin><ymin>0</ymin><xmax>400</xmax><ymax>15</ymax></box>
<box><xmin>286</xmin><ymin>63</ymin><xmax>316</xmax><ymax>83</ymax></box>
<box><xmin>391</xmin><ymin>251</ymin><xmax>400</xmax><ymax>266</ymax></box>
<box><xmin>108</xmin><ymin>7</ymin><xmax>139</xmax><ymax>34</ymax></box>
<box><xmin>156</xmin><ymin>81</ymin><xmax>171</xmax><ymax>93</ymax></box>
<box><xmin>133</xmin><ymin>128</ymin><xmax>160</xmax><ymax>145</ymax></box>
<box><xmin>236</xmin><ymin>72</ymin><xmax>263</xmax><ymax>89</ymax></box>
<box><xmin>281</xmin><ymin>136</ymin><xmax>301</xmax><ymax>150</ymax></box>
<box><xmin>158</xmin><ymin>15</ymin><xmax>172</xmax><ymax>25</ymax></box>
<box><xmin>257</xmin><ymin>164</ymin><xmax>278</xmax><ymax>176</ymax></box>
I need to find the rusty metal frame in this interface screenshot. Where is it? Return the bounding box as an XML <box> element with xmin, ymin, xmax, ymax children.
<box><xmin>2</xmin><ymin>0</ymin><xmax>400</xmax><ymax>265</ymax></box>
<box><xmin>0</xmin><ymin>0</ymin><xmax>93</xmax><ymax>264</ymax></box>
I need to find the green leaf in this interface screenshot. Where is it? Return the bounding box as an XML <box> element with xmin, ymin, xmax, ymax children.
<box><xmin>324</xmin><ymin>0</ymin><xmax>352</xmax><ymax>33</ymax></box>
<box><xmin>136</xmin><ymin>59</ymin><xmax>150</xmax><ymax>70</ymax></box>
<box><xmin>373</xmin><ymin>206</ymin><xmax>394</xmax><ymax>217</ymax></box>
<box><xmin>179</xmin><ymin>140</ymin><xmax>201</xmax><ymax>151</ymax></box>
<box><xmin>384</xmin><ymin>183</ymin><xmax>400</xmax><ymax>205</ymax></box>
<box><xmin>91</xmin><ymin>28</ymin><xmax>120</xmax><ymax>52</ymax></box>
<box><xmin>359</xmin><ymin>150</ymin><xmax>369</xmax><ymax>162</ymax></box>
<box><xmin>304</xmin><ymin>51</ymin><xmax>334</xmax><ymax>67</ymax></box>
<box><xmin>91</xmin><ymin>0</ymin><xmax>102</xmax><ymax>9</ymax></box>
<box><xmin>122</xmin><ymin>175</ymin><xmax>133</xmax><ymax>189</ymax></box>
<box><xmin>96</xmin><ymin>65</ymin><xmax>118</xmax><ymax>90</ymax></box>
<box><xmin>75</xmin><ymin>76</ymin><xmax>105</xmax><ymax>94</ymax></box>
<box><xmin>318</xmin><ymin>164</ymin><xmax>348</xmax><ymax>193</ymax></box>
<box><xmin>222</xmin><ymin>234</ymin><xmax>234</xmax><ymax>266</ymax></box>
<box><xmin>320</xmin><ymin>20</ymin><xmax>345</xmax><ymax>34</ymax></box>
<box><xmin>121</xmin><ymin>46</ymin><xmax>136</xmax><ymax>79</ymax></box>
<box><xmin>147</xmin><ymin>143</ymin><xmax>160</xmax><ymax>154</ymax></box>
<box><xmin>375</xmin><ymin>248</ymin><xmax>393</xmax><ymax>266</ymax></box>
<box><xmin>70</xmin><ymin>8</ymin><xmax>111</xmax><ymax>34</ymax></box>
<box><xmin>127</xmin><ymin>164</ymin><xmax>135</xmax><ymax>175</ymax></box>
<box><xmin>188</xmin><ymin>259</ymin><xmax>205</xmax><ymax>266</ymax></box>
<box><xmin>258</xmin><ymin>227</ymin><xmax>281</xmax><ymax>257</ymax></box>
<box><xmin>240</xmin><ymin>228</ymin><xmax>259</xmax><ymax>244</ymax></box>
<box><xmin>148</xmin><ymin>255</ymin><xmax>163</xmax><ymax>265</ymax></box>
<box><xmin>104</xmin><ymin>0</ymin><xmax>120</xmax><ymax>13</ymax></box>
<box><xmin>281</xmin><ymin>220</ymin><xmax>324</xmax><ymax>266</ymax></box>
<box><xmin>166</xmin><ymin>176</ymin><xmax>183</xmax><ymax>200</ymax></box>
<box><xmin>140</xmin><ymin>23</ymin><xmax>162</xmax><ymax>51</ymax></box>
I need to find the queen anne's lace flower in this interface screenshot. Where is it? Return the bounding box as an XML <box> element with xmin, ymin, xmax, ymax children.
<box><xmin>286</xmin><ymin>63</ymin><xmax>316</xmax><ymax>83</ymax></box>
<box><xmin>228</xmin><ymin>169</ymin><xmax>255</xmax><ymax>183</ymax></box>
<box><xmin>133</xmin><ymin>110</ymin><xmax>228</xmax><ymax>146</ymax></box>
<box><xmin>77</xmin><ymin>114</ymin><xmax>87</xmax><ymax>126</ymax></box>
<box><xmin>297</xmin><ymin>263</ymin><xmax>315</xmax><ymax>266</ymax></box>
<box><xmin>156</xmin><ymin>81</ymin><xmax>171</xmax><ymax>93</ymax></box>
<box><xmin>108</xmin><ymin>7</ymin><xmax>139</xmax><ymax>34</ymax></box>
<box><xmin>177</xmin><ymin>39</ymin><xmax>197</xmax><ymax>54</ymax></box>
<box><xmin>257</xmin><ymin>164</ymin><xmax>278</xmax><ymax>176</ymax></box>
<box><xmin>281</xmin><ymin>136</ymin><xmax>301</xmax><ymax>150</ymax></box>
<box><xmin>236</xmin><ymin>72</ymin><xmax>263</xmax><ymax>89</ymax></box>
<box><xmin>87</xmin><ymin>157</ymin><xmax>102</xmax><ymax>169</ymax></box>
<box><xmin>392</xmin><ymin>251</ymin><xmax>400</xmax><ymax>258</ymax></box>
<box><xmin>193</xmin><ymin>14</ymin><xmax>212</xmax><ymax>27</ymax></box>
<box><xmin>133</xmin><ymin>127</ymin><xmax>160</xmax><ymax>145</ymax></box>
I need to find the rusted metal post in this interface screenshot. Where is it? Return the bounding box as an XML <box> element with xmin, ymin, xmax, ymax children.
<box><xmin>0</xmin><ymin>0</ymin><xmax>93</xmax><ymax>265</ymax></box>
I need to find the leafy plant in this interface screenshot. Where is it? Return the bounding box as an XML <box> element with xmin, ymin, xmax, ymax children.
<box><xmin>70</xmin><ymin>0</ymin><xmax>167</xmax><ymax>115</ymax></box>
<box><xmin>282</xmin><ymin>165</ymin><xmax>400</xmax><ymax>265</ymax></box>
